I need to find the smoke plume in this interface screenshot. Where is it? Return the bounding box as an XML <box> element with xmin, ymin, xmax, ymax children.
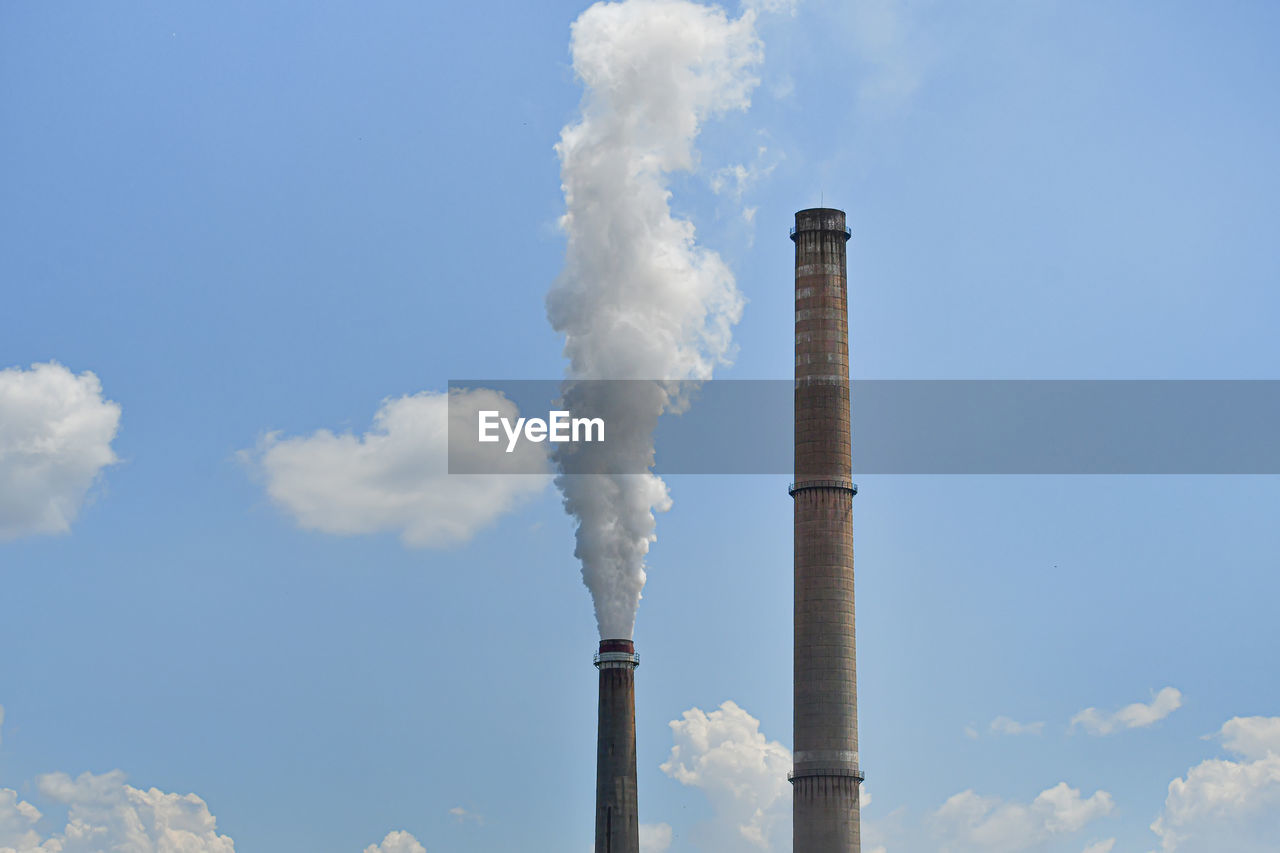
<box><xmin>548</xmin><ymin>0</ymin><xmax>761</xmax><ymax>638</ymax></box>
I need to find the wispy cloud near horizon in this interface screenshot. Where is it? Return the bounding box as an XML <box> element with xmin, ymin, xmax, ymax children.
<box><xmin>990</xmin><ymin>715</ymin><xmax>1046</xmax><ymax>736</ymax></box>
<box><xmin>1071</xmin><ymin>687</ymin><xmax>1183</xmax><ymax>736</ymax></box>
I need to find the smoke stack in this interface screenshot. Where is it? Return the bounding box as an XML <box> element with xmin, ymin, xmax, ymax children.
<box><xmin>595</xmin><ymin>638</ymin><xmax>640</xmax><ymax>853</ymax></box>
<box><xmin>790</xmin><ymin>208</ymin><xmax>864</xmax><ymax>851</ymax></box>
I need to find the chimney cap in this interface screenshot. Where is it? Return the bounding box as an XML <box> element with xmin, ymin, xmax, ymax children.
<box><xmin>595</xmin><ymin>638</ymin><xmax>639</xmax><ymax>668</ymax></box>
<box><xmin>791</xmin><ymin>208</ymin><xmax>851</xmax><ymax>241</ymax></box>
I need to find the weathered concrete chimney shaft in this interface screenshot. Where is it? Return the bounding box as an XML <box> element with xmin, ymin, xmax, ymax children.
<box><xmin>595</xmin><ymin>638</ymin><xmax>639</xmax><ymax>853</ymax></box>
<box><xmin>791</xmin><ymin>208</ymin><xmax>863</xmax><ymax>852</ymax></box>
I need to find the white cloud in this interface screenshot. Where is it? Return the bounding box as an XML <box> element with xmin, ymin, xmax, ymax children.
<box><xmin>990</xmin><ymin>716</ymin><xmax>1045</xmax><ymax>736</ymax></box>
<box><xmin>710</xmin><ymin>146</ymin><xmax>781</xmax><ymax>200</ymax></box>
<box><xmin>1081</xmin><ymin>839</ymin><xmax>1115</xmax><ymax>853</ymax></box>
<box><xmin>933</xmin><ymin>782</ymin><xmax>1113</xmax><ymax>853</ymax></box>
<box><xmin>710</xmin><ymin>144</ymin><xmax>783</xmax><ymax>231</ymax></box>
<box><xmin>1150</xmin><ymin>716</ymin><xmax>1280</xmax><ymax>852</ymax></box>
<box><xmin>0</xmin><ymin>787</ymin><xmax>45</xmax><ymax>852</ymax></box>
<box><xmin>0</xmin><ymin>773</ymin><xmax>431</xmax><ymax>853</ymax></box>
<box><xmin>0</xmin><ymin>362</ymin><xmax>120</xmax><ymax>541</ymax></box>
<box><xmin>769</xmin><ymin>75</ymin><xmax>795</xmax><ymax>99</ymax></box>
<box><xmin>844</xmin><ymin>0</ymin><xmax>933</xmax><ymax>106</ymax></box>
<box><xmin>0</xmin><ymin>722</ymin><xmax>433</xmax><ymax>853</ymax></box>
<box><xmin>742</xmin><ymin>0</ymin><xmax>799</xmax><ymax>16</ymax></box>
<box><xmin>247</xmin><ymin>388</ymin><xmax>549</xmax><ymax>548</ymax></box>
<box><xmin>1218</xmin><ymin>715</ymin><xmax>1280</xmax><ymax>759</ymax></box>
<box><xmin>860</xmin><ymin>802</ymin><xmax>908</xmax><ymax>853</ymax></box>
<box><xmin>363</xmin><ymin>830</ymin><xmax>426</xmax><ymax>853</ymax></box>
<box><xmin>660</xmin><ymin>700</ymin><xmax>792</xmax><ymax>850</ymax></box>
<box><xmin>0</xmin><ymin>769</ymin><xmax>238</xmax><ymax>852</ymax></box>
<box><xmin>1071</xmin><ymin>687</ymin><xmax>1182</xmax><ymax>736</ymax></box>
<box><xmin>448</xmin><ymin>805</ymin><xmax>482</xmax><ymax>825</ymax></box>
<box><xmin>639</xmin><ymin>822</ymin><xmax>673</xmax><ymax>853</ymax></box>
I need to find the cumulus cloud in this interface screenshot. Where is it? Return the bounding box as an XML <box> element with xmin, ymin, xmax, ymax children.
<box><xmin>660</xmin><ymin>700</ymin><xmax>791</xmax><ymax>850</ymax></box>
<box><xmin>0</xmin><ymin>788</ymin><xmax>44</xmax><ymax>852</ymax></box>
<box><xmin>990</xmin><ymin>716</ymin><xmax>1045</xmax><ymax>736</ymax></box>
<box><xmin>363</xmin><ymin>830</ymin><xmax>426</xmax><ymax>853</ymax></box>
<box><xmin>246</xmin><ymin>388</ymin><xmax>548</xmax><ymax>548</ymax></box>
<box><xmin>1218</xmin><ymin>715</ymin><xmax>1280</xmax><ymax>758</ymax></box>
<box><xmin>1071</xmin><ymin>687</ymin><xmax>1183</xmax><ymax>736</ymax></box>
<box><xmin>1081</xmin><ymin>839</ymin><xmax>1116</xmax><ymax>853</ymax></box>
<box><xmin>1150</xmin><ymin>716</ymin><xmax>1280</xmax><ymax>852</ymax></box>
<box><xmin>0</xmin><ymin>362</ymin><xmax>120</xmax><ymax>541</ymax></box>
<box><xmin>0</xmin><ymin>770</ymin><xmax>238</xmax><ymax>852</ymax></box>
<box><xmin>0</xmin><ymin>769</ymin><xmax>429</xmax><ymax>853</ymax></box>
<box><xmin>933</xmin><ymin>782</ymin><xmax>1113</xmax><ymax>853</ymax></box>
<box><xmin>639</xmin><ymin>822</ymin><xmax>673</xmax><ymax>853</ymax></box>
<box><xmin>0</xmin><ymin>703</ymin><xmax>431</xmax><ymax>853</ymax></box>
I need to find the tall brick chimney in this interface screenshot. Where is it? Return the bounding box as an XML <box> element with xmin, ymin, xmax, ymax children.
<box><xmin>790</xmin><ymin>207</ymin><xmax>863</xmax><ymax>851</ymax></box>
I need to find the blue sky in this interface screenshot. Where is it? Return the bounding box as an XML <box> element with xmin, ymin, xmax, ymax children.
<box><xmin>1</xmin><ymin>1</ymin><xmax>1278</xmax><ymax>851</ymax></box>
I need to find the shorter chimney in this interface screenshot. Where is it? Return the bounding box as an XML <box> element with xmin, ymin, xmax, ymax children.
<box><xmin>595</xmin><ymin>638</ymin><xmax>639</xmax><ymax>853</ymax></box>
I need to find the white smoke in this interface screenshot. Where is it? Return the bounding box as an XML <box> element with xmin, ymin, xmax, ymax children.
<box><xmin>549</xmin><ymin>0</ymin><xmax>761</xmax><ymax>638</ymax></box>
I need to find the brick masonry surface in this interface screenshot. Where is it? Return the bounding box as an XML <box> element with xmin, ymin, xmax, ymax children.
<box><xmin>793</xmin><ymin>208</ymin><xmax>862</xmax><ymax>853</ymax></box>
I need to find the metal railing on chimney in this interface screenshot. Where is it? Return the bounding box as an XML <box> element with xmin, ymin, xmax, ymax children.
<box><xmin>789</xmin><ymin>225</ymin><xmax>852</xmax><ymax>237</ymax></box>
